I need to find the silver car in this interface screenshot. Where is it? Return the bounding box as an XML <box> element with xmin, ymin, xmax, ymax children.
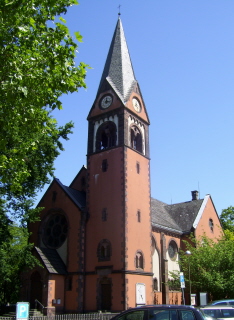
<box><xmin>200</xmin><ymin>306</ymin><xmax>234</xmax><ymax>320</ymax></box>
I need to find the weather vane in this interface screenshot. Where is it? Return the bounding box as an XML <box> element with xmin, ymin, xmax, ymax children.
<box><xmin>118</xmin><ymin>5</ymin><xmax>121</xmax><ymax>16</ymax></box>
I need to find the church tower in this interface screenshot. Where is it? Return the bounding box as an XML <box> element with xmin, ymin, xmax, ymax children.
<box><xmin>85</xmin><ymin>18</ymin><xmax>152</xmax><ymax>311</ymax></box>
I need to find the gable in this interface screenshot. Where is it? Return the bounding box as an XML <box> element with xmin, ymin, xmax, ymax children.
<box><xmin>69</xmin><ymin>165</ymin><xmax>87</xmax><ymax>192</ymax></box>
<box><xmin>151</xmin><ymin>194</ymin><xmax>223</xmax><ymax>239</ymax></box>
<box><xmin>194</xmin><ymin>195</ymin><xmax>223</xmax><ymax>239</ymax></box>
<box><xmin>38</xmin><ymin>177</ymin><xmax>86</xmax><ymax>211</ymax></box>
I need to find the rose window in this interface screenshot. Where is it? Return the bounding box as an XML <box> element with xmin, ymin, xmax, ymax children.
<box><xmin>43</xmin><ymin>214</ymin><xmax>68</xmax><ymax>248</ymax></box>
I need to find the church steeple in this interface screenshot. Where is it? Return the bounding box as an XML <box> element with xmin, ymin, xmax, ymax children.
<box><xmin>86</xmin><ymin>17</ymin><xmax>152</xmax><ymax>311</ymax></box>
<box><xmin>97</xmin><ymin>18</ymin><xmax>137</xmax><ymax>104</ymax></box>
<box><xmin>87</xmin><ymin>18</ymin><xmax>150</xmax><ymax>157</ymax></box>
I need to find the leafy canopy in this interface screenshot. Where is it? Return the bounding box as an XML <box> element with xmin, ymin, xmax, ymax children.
<box><xmin>0</xmin><ymin>0</ymin><xmax>88</xmax><ymax>305</ymax></box>
<box><xmin>220</xmin><ymin>206</ymin><xmax>234</xmax><ymax>232</ymax></box>
<box><xmin>0</xmin><ymin>223</ymin><xmax>38</xmax><ymax>305</ymax></box>
<box><xmin>179</xmin><ymin>234</ymin><xmax>234</xmax><ymax>300</ymax></box>
<box><xmin>0</xmin><ymin>0</ymin><xmax>88</xmax><ymax>222</ymax></box>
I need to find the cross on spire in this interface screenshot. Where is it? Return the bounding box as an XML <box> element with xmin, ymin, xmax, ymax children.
<box><xmin>118</xmin><ymin>5</ymin><xmax>121</xmax><ymax>16</ymax></box>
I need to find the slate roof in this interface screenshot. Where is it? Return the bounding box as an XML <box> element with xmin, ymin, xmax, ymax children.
<box><xmin>35</xmin><ymin>247</ymin><xmax>67</xmax><ymax>275</ymax></box>
<box><xmin>97</xmin><ymin>17</ymin><xmax>137</xmax><ymax>104</ymax></box>
<box><xmin>165</xmin><ymin>199</ymin><xmax>204</xmax><ymax>233</ymax></box>
<box><xmin>151</xmin><ymin>198</ymin><xmax>182</xmax><ymax>234</ymax></box>
<box><xmin>151</xmin><ymin>197</ymin><xmax>204</xmax><ymax>234</ymax></box>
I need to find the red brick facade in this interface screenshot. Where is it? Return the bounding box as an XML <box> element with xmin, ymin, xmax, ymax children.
<box><xmin>20</xmin><ymin>18</ymin><xmax>223</xmax><ymax>314</ymax></box>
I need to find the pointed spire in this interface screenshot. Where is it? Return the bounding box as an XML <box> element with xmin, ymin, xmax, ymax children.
<box><xmin>97</xmin><ymin>18</ymin><xmax>137</xmax><ymax>104</ymax></box>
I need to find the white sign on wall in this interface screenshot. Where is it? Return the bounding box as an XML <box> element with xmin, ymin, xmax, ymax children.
<box><xmin>136</xmin><ymin>283</ymin><xmax>146</xmax><ymax>305</ymax></box>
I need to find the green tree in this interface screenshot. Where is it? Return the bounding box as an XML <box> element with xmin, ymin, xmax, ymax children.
<box><xmin>0</xmin><ymin>223</ymin><xmax>38</xmax><ymax>305</ymax></box>
<box><xmin>0</xmin><ymin>0</ymin><xmax>88</xmax><ymax>223</ymax></box>
<box><xmin>180</xmin><ymin>234</ymin><xmax>234</xmax><ymax>301</ymax></box>
<box><xmin>0</xmin><ymin>0</ymin><xmax>88</xmax><ymax>304</ymax></box>
<box><xmin>220</xmin><ymin>206</ymin><xmax>234</xmax><ymax>232</ymax></box>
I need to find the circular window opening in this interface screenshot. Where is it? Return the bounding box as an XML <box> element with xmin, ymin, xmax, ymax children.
<box><xmin>168</xmin><ymin>240</ymin><xmax>178</xmax><ymax>260</ymax></box>
<box><xmin>43</xmin><ymin>213</ymin><xmax>68</xmax><ymax>249</ymax></box>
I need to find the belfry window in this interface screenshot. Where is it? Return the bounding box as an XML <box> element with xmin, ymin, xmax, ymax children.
<box><xmin>96</xmin><ymin>121</ymin><xmax>117</xmax><ymax>151</ymax></box>
<box><xmin>130</xmin><ymin>126</ymin><xmax>142</xmax><ymax>153</ymax></box>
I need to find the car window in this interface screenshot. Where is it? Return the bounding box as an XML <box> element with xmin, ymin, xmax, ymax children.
<box><xmin>202</xmin><ymin>309</ymin><xmax>221</xmax><ymax>318</ymax></box>
<box><xmin>229</xmin><ymin>302</ymin><xmax>234</xmax><ymax>306</ymax></box>
<box><xmin>215</xmin><ymin>302</ymin><xmax>228</xmax><ymax>305</ymax></box>
<box><xmin>221</xmin><ymin>309</ymin><xmax>234</xmax><ymax>317</ymax></box>
<box><xmin>149</xmin><ymin>309</ymin><xmax>178</xmax><ymax>320</ymax></box>
<box><xmin>198</xmin><ymin>310</ymin><xmax>210</xmax><ymax>320</ymax></box>
<box><xmin>179</xmin><ymin>310</ymin><xmax>196</xmax><ymax>320</ymax></box>
<box><xmin>118</xmin><ymin>310</ymin><xmax>146</xmax><ymax>320</ymax></box>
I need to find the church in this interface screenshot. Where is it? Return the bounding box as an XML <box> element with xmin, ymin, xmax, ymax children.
<box><xmin>20</xmin><ymin>18</ymin><xmax>223</xmax><ymax>314</ymax></box>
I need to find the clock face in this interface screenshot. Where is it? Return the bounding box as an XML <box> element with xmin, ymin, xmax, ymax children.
<box><xmin>100</xmin><ymin>95</ymin><xmax>113</xmax><ymax>109</ymax></box>
<box><xmin>132</xmin><ymin>98</ymin><xmax>141</xmax><ymax>112</ymax></box>
<box><xmin>136</xmin><ymin>283</ymin><xmax>145</xmax><ymax>305</ymax></box>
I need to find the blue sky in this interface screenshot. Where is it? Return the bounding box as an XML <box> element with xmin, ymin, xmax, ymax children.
<box><xmin>37</xmin><ymin>1</ymin><xmax>234</xmax><ymax>216</ymax></box>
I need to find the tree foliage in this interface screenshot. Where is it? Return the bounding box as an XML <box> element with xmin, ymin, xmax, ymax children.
<box><xmin>180</xmin><ymin>234</ymin><xmax>234</xmax><ymax>301</ymax></box>
<box><xmin>220</xmin><ymin>206</ymin><xmax>234</xmax><ymax>232</ymax></box>
<box><xmin>0</xmin><ymin>0</ymin><xmax>88</xmax><ymax>304</ymax></box>
<box><xmin>0</xmin><ymin>224</ymin><xmax>38</xmax><ymax>305</ymax></box>
<box><xmin>0</xmin><ymin>0</ymin><xmax>88</xmax><ymax>223</ymax></box>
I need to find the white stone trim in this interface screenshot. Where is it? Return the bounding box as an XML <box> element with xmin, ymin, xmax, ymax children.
<box><xmin>193</xmin><ymin>194</ymin><xmax>210</xmax><ymax>229</ymax></box>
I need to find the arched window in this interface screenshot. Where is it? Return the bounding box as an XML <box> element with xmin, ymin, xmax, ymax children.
<box><xmin>209</xmin><ymin>218</ymin><xmax>214</xmax><ymax>232</ymax></box>
<box><xmin>137</xmin><ymin>210</ymin><xmax>141</xmax><ymax>222</ymax></box>
<box><xmin>152</xmin><ymin>237</ymin><xmax>161</xmax><ymax>291</ymax></box>
<box><xmin>136</xmin><ymin>162</ymin><xmax>140</xmax><ymax>174</ymax></box>
<box><xmin>135</xmin><ymin>251</ymin><xmax>144</xmax><ymax>269</ymax></box>
<box><xmin>102</xmin><ymin>159</ymin><xmax>108</xmax><ymax>172</ymax></box>
<box><xmin>97</xmin><ymin>239</ymin><xmax>112</xmax><ymax>261</ymax></box>
<box><xmin>153</xmin><ymin>277</ymin><xmax>158</xmax><ymax>291</ymax></box>
<box><xmin>168</xmin><ymin>240</ymin><xmax>178</xmax><ymax>261</ymax></box>
<box><xmin>130</xmin><ymin>125</ymin><xmax>142</xmax><ymax>153</ymax></box>
<box><xmin>96</xmin><ymin>121</ymin><xmax>117</xmax><ymax>151</ymax></box>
